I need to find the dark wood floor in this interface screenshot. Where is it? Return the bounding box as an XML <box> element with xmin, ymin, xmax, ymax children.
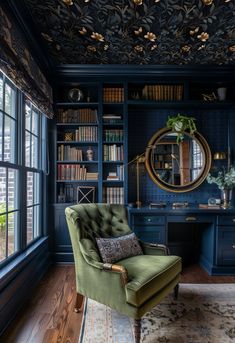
<box><xmin>1</xmin><ymin>264</ymin><xmax>235</xmax><ymax>343</ymax></box>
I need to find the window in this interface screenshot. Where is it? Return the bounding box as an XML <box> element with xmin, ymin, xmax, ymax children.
<box><xmin>192</xmin><ymin>140</ymin><xmax>203</xmax><ymax>180</ymax></box>
<box><xmin>0</xmin><ymin>71</ymin><xmax>47</xmax><ymax>265</ymax></box>
<box><xmin>25</xmin><ymin>101</ymin><xmax>43</xmax><ymax>244</ymax></box>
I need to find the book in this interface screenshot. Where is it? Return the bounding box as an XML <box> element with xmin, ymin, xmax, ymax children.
<box><xmin>198</xmin><ymin>204</ymin><xmax>221</xmax><ymax>209</ymax></box>
<box><xmin>172</xmin><ymin>202</ymin><xmax>188</xmax><ymax>209</ymax></box>
<box><xmin>149</xmin><ymin>202</ymin><xmax>166</xmax><ymax>209</ymax></box>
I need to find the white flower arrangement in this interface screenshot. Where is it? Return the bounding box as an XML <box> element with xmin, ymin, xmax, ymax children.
<box><xmin>207</xmin><ymin>166</ymin><xmax>235</xmax><ymax>190</ymax></box>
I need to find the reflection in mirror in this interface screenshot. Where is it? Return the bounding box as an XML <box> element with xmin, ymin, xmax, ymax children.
<box><xmin>151</xmin><ymin>133</ymin><xmax>204</xmax><ymax>186</ymax></box>
<box><xmin>145</xmin><ymin>128</ymin><xmax>211</xmax><ymax>193</ymax></box>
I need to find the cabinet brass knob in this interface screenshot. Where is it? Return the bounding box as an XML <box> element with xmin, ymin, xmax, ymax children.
<box><xmin>232</xmin><ymin>245</ymin><xmax>235</xmax><ymax>249</ymax></box>
<box><xmin>147</xmin><ymin>218</ymin><xmax>152</xmax><ymax>222</ymax></box>
<box><xmin>232</xmin><ymin>219</ymin><xmax>235</xmax><ymax>222</ymax></box>
<box><xmin>186</xmin><ymin>217</ymin><xmax>197</xmax><ymax>221</ymax></box>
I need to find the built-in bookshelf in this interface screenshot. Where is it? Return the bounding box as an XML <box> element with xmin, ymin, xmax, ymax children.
<box><xmin>56</xmin><ymin>83</ymin><xmax>100</xmax><ymax>203</ymax></box>
<box><xmin>55</xmin><ymin>82</ymin><xmax>127</xmax><ymax>204</ymax></box>
<box><xmin>102</xmin><ymin>83</ymin><xmax>126</xmax><ymax>204</ymax></box>
<box><xmin>54</xmin><ymin>76</ymin><xmax>234</xmax><ymax>205</ymax></box>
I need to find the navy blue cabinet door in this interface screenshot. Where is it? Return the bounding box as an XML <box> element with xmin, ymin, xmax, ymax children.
<box><xmin>53</xmin><ymin>204</ymin><xmax>74</xmax><ymax>262</ymax></box>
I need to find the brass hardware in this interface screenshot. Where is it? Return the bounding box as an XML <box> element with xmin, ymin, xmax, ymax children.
<box><xmin>127</xmin><ymin>153</ymin><xmax>145</xmax><ymax>209</ymax></box>
<box><xmin>213</xmin><ymin>152</ymin><xmax>226</xmax><ymax>160</ymax></box>
<box><xmin>185</xmin><ymin>217</ymin><xmax>197</xmax><ymax>221</ymax></box>
<box><xmin>147</xmin><ymin>218</ymin><xmax>152</xmax><ymax>222</ymax></box>
<box><xmin>233</xmin><ymin>219</ymin><xmax>235</xmax><ymax>222</ymax></box>
<box><xmin>232</xmin><ymin>245</ymin><xmax>235</xmax><ymax>249</ymax></box>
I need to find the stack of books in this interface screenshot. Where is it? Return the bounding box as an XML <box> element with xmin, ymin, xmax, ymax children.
<box><xmin>102</xmin><ymin>114</ymin><xmax>122</xmax><ymax>124</ymax></box>
<box><xmin>107</xmin><ymin>172</ymin><xmax>119</xmax><ymax>180</ymax></box>
<box><xmin>86</xmin><ymin>172</ymin><xmax>98</xmax><ymax>181</ymax></box>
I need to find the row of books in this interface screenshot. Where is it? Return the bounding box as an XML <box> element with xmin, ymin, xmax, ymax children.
<box><xmin>103</xmin><ymin>144</ymin><xmax>124</xmax><ymax>161</ymax></box>
<box><xmin>107</xmin><ymin>165</ymin><xmax>124</xmax><ymax>180</ymax></box>
<box><xmin>62</xmin><ymin>126</ymin><xmax>98</xmax><ymax>142</ymax></box>
<box><xmin>58</xmin><ymin>184</ymin><xmax>75</xmax><ymax>203</ymax></box>
<box><xmin>58</xmin><ymin>108</ymin><xmax>98</xmax><ymax>123</ymax></box>
<box><xmin>103</xmin><ymin>187</ymin><xmax>124</xmax><ymax>204</ymax></box>
<box><xmin>103</xmin><ymin>129</ymin><xmax>124</xmax><ymax>142</ymax></box>
<box><xmin>142</xmin><ymin>84</ymin><xmax>183</xmax><ymax>101</ymax></box>
<box><xmin>58</xmin><ymin>164</ymin><xmax>98</xmax><ymax>180</ymax></box>
<box><xmin>103</xmin><ymin>88</ymin><xmax>124</xmax><ymax>102</ymax></box>
<box><xmin>58</xmin><ymin>145</ymin><xmax>83</xmax><ymax>161</ymax></box>
<box><xmin>75</xmin><ymin>126</ymin><xmax>98</xmax><ymax>141</ymax></box>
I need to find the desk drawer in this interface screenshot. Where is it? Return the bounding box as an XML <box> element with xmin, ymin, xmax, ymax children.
<box><xmin>133</xmin><ymin>215</ymin><xmax>165</xmax><ymax>225</ymax></box>
<box><xmin>167</xmin><ymin>215</ymin><xmax>214</xmax><ymax>223</ymax></box>
<box><xmin>217</xmin><ymin>216</ymin><xmax>235</xmax><ymax>226</ymax></box>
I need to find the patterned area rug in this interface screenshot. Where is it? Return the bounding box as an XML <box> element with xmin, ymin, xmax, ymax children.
<box><xmin>79</xmin><ymin>284</ymin><xmax>235</xmax><ymax>343</ymax></box>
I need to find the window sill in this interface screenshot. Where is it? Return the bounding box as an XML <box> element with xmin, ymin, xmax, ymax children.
<box><xmin>0</xmin><ymin>237</ymin><xmax>49</xmax><ymax>290</ymax></box>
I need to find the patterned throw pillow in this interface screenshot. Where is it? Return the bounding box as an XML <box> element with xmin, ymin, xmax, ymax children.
<box><xmin>96</xmin><ymin>232</ymin><xmax>143</xmax><ymax>264</ymax></box>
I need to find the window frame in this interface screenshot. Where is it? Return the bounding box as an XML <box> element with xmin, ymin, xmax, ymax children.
<box><xmin>0</xmin><ymin>70</ymin><xmax>47</xmax><ymax>268</ymax></box>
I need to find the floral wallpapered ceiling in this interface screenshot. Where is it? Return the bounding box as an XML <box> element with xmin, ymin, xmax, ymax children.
<box><xmin>22</xmin><ymin>0</ymin><xmax>235</xmax><ymax>65</ymax></box>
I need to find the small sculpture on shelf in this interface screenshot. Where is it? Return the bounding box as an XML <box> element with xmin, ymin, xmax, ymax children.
<box><xmin>86</xmin><ymin>146</ymin><xmax>94</xmax><ymax>161</ymax></box>
<box><xmin>202</xmin><ymin>92</ymin><xmax>217</xmax><ymax>101</ymax></box>
<box><xmin>68</xmin><ymin>88</ymin><xmax>84</xmax><ymax>102</ymax></box>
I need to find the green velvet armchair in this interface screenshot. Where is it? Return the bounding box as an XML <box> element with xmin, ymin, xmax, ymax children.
<box><xmin>65</xmin><ymin>203</ymin><xmax>182</xmax><ymax>343</ymax></box>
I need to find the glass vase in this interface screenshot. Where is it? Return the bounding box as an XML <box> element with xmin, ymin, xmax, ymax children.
<box><xmin>221</xmin><ymin>189</ymin><xmax>233</xmax><ymax>209</ymax></box>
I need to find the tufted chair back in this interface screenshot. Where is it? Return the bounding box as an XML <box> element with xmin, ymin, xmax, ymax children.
<box><xmin>65</xmin><ymin>203</ymin><xmax>132</xmax><ymax>265</ymax></box>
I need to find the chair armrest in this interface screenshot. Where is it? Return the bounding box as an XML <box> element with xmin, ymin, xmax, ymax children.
<box><xmin>103</xmin><ymin>263</ymin><xmax>128</xmax><ymax>286</ymax></box>
<box><xmin>79</xmin><ymin>245</ymin><xmax>128</xmax><ymax>287</ymax></box>
<box><xmin>140</xmin><ymin>241</ymin><xmax>169</xmax><ymax>256</ymax></box>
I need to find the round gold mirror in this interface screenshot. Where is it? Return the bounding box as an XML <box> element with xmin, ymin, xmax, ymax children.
<box><xmin>145</xmin><ymin>128</ymin><xmax>212</xmax><ymax>193</ymax></box>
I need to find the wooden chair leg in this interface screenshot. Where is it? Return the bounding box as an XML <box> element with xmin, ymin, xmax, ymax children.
<box><xmin>174</xmin><ymin>284</ymin><xmax>179</xmax><ymax>300</ymax></box>
<box><xmin>74</xmin><ymin>292</ymin><xmax>84</xmax><ymax>313</ymax></box>
<box><xmin>134</xmin><ymin>319</ymin><xmax>141</xmax><ymax>343</ymax></box>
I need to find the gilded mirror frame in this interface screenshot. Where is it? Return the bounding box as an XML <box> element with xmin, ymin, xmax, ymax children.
<box><xmin>145</xmin><ymin>127</ymin><xmax>212</xmax><ymax>193</ymax></box>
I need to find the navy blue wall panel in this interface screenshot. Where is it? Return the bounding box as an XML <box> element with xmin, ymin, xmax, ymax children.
<box><xmin>0</xmin><ymin>239</ymin><xmax>51</xmax><ymax>335</ymax></box>
<box><xmin>128</xmin><ymin>108</ymin><xmax>235</xmax><ymax>206</ymax></box>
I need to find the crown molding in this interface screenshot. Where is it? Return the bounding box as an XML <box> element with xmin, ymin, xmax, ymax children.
<box><xmin>54</xmin><ymin>64</ymin><xmax>235</xmax><ymax>82</ymax></box>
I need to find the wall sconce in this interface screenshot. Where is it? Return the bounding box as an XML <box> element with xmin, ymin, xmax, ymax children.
<box><xmin>213</xmin><ymin>152</ymin><xmax>227</xmax><ymax>160</ymax></box>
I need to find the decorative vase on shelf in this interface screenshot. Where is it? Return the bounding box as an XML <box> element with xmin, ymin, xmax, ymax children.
<box><xmin>221</xmin><ymin>189</ymin><xmax>232</xmax><ymax>209</ymax></box>
<box><xmin>86</xmin><ymin>146</ymin><xmax>94</xmax><ymax>161</ymax></box>
<box><xmin>217</xmin><ymin>87</ymin><xmax>227</xmax><ymax>101</ymax></box>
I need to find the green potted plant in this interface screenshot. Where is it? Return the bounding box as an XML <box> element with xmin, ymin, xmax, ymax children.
<box><xmin>166</xmin><ymin>114</ymin><xmax>197</xmax><ymax>143</ymax></box>
<box><xmin>207</xmin><ymin>166</ymin><xmax>235</xmax><ymax>208</ymax></box>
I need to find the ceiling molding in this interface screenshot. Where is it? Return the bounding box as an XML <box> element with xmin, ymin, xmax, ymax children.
<box><xmin>54</xmin><ymin>64</ymin><xmax>235</xmax><ymax>81</ymax></box>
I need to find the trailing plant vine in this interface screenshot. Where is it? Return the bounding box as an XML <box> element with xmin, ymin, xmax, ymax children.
<box><xmin>166</xmin><ymin>114</ymin><xmax>197</xmax><ymax>143</ymax></box>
